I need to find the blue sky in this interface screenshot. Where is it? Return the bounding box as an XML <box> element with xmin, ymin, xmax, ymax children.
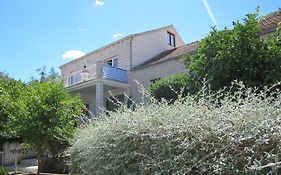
<box><xmin>0</xmin><ymin>0</ymin><xmax>280</xmax><ymax>81</ymax></box>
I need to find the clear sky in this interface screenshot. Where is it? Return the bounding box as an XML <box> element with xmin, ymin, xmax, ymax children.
<box><xmin>0</xmin><ymin>0</ymin><xmax>280</xmax><ymax>81</ymax></box>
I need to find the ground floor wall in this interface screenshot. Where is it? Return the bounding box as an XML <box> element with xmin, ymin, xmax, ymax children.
<box><xmin>130</xmin><ymin>59</ymin><xmax>187</xmax><ymax>103</ymax></box>
<box><xmin>1</xmin><ymin>142</ymin><xmax>36</xmax><ymax>166</ymax></box>
<box><xmin>80</xmin><ymin>92</ymin><xmax>96</xmax><ymax>116</ymax></box>
<box><xmin>67</xmin><ymin>59</ymin><xmax>187</xmax><ymax>115</ymax></box>
<box><xmin>70</xmin><ymin>85</ymin><xmax>129</xmax><ymax>117</ymax></box>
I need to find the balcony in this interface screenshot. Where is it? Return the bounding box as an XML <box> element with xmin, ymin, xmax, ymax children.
<box><xmin>65</xmin><ymin>62</ymin><xmax>128</xmax><ymax>87</ymax></box>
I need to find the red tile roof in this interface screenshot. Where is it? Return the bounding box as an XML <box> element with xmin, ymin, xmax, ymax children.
<box><xmin>132</xmin><ymin>41</ymin><xmax>199</xmax><ymax>70</ymax></box>
<box><xmin>260</xmin><ymin>10</ymin><xmax>281</xmax><ymax>34</ymax></box>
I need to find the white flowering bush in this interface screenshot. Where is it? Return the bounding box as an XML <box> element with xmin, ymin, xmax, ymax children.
<box><xmin>67</xmin><ymin>82</ymin><xmax>281</xmax><ymax>174</ymax></box>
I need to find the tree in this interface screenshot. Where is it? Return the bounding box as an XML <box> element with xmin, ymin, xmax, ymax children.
<box><xmin>0</xmin><ymin>71</ymin><xmax>9</xmax><ymax>80</ymax></box>
<box><xmin>0</xmin><ymin>77</ymin><xmax>83</xmax><ymax>174</ymax></box>
<box><xmin>48</xmin><ymin>67</ymin><xmax>60</xmax><ymax>81</ymax></box>
<box><xmin>0</xmin><ymin>78</ymin><xmax>26</xmax><ymax>144</ymax></box>
<box><xmin>32</xmin><ymin>66</ymin><xmax>60</xmax><ymax>82</ymax></box>
<box><xmin>18</xmin><ymin>81</ymin><xmax>83</xmax><ymax>174</ymax></box>
<box><xmin>184</xmin><ymin>10</ymin><xmax>281</xmax><ymax>91</ymax></box>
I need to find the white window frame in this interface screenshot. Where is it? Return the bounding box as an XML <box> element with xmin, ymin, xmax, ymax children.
<box><xmin>68</xmin><ymin>72</ymin><xmax>81</xmax><ymax>86</ymax></box>
<box><xmin>167</xmin><ymin>31</ymin><xmax>176</xmax><ymax>47</ymax></box>
<box><xmin>106</xmin><ymin>58</ymin><xmax>118</xmax><ymax>68</ymax></box>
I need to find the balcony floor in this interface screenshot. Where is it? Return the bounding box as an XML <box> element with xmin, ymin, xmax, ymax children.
<box><xmin>67</xmin><ymin>78</ymin><xmax>130</xmax><ymax>93</ymax></box>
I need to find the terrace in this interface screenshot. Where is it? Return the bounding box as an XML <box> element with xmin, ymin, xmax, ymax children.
<box><xmin>65</xmin><ymin>61</ymin><xmax>128</xmax><ymax>87</ymax></box>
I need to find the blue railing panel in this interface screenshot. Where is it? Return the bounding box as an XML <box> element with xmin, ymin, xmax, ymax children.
<box><xmin>103</xmin><ymin>64</ymin><xmax>128</xmax><ymax>83</ymax></box>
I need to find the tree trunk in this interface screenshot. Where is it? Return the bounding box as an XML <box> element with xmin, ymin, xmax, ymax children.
<box><xmin>37</xmin><ymin>154</ymin><xmax>43</xmax><ymax>175</ymax></box>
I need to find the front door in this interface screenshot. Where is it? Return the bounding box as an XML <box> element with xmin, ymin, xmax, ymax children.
<box><xmin>106</xmin><ymin>94</ymin><xmax>124</xmax><ymax>112</ymax></box>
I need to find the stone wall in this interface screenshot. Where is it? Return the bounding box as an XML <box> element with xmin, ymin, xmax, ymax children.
<box><xmin>2</xmin><ymin>142</ymin><xmax>36</xmax><ymax>165</ymax></box>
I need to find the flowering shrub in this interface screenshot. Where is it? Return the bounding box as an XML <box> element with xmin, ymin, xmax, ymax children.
<box><xmin>68</xmin><ymin>82</ymin><xmax>281</xmax><ymax>174</ymax></box>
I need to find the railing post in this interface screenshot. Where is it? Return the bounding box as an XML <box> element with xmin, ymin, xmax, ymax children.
<box><xmin>96</xmin><ymin>61</ymin><xmax>104</xmax><ymax>79</ymax></box>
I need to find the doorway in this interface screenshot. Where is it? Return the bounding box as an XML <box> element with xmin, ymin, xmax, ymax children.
<box><xmin>106</xmin><ymin>94</ymin><xmax>124</xmax><ymax>112</ymax></box>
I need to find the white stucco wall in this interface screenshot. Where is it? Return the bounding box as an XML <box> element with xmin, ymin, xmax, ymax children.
<box><xmin>60</xmin><ymin>38</ymin><xmax>132</xmax><ymax>85</ymax></box>
<box><xmin>130</xmin><ymin>59</ymin><xmax>188</xmax><ymax>103</ymax></box>
<box><xmin>131</xmin><ymin>26</ymin><xmax>185</xmax><ymax>68</ymax></box>
<box><xmin>60</xmin><ymin>26</ymin><xmax>187</xmax><ymax>109</ymax></box>
<box><xmin>60</xmin><ymin>26</ymin><xmax>186</xmax><ymax>87</ymax></box>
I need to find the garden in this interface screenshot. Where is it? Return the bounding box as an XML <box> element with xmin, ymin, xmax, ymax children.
<box><xmin>67</xmin><ymin>10</ymin><xmax>281</xmax><ymax>174</ymax></box>
<box><xmin>1</xmin><ymin>9</ymin><xmax>281</xmax><ymax>175</ymax></box>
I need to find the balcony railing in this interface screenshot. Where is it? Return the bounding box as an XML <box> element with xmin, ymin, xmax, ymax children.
<box><xmin>103</xmin><ymin>64</ymin><xmax>128</xmax><ymax>83</ymax></box>
<box><xmin>65</xmin><ymin>62</ymin><xmax>128</xmax><ymax>87</ymax></box>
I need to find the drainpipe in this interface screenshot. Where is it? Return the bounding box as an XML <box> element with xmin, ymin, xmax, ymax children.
<box><xmin>130</xmin><ymin>36</ymin><xmax>133</xmax><ymax>70</ymax></box>
<box><xmin>129</xmin><ymin>36</ymin><xmax>133</xmax><ymax>98</ymax></box>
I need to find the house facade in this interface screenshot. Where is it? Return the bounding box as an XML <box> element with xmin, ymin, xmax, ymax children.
<box><xmin>60</xmin><ymin>10</ymin><xmax>280</xmax><ymax>117</ymax></box>
<box><xmin>129</xmin><ymin>10</ymin><xmax>281</xmax><ymax>103</ymax></box>
<box><xmin>60</xmin><ymin>25</ymin><xmax>185</xmax><ymax>116</ymax></box>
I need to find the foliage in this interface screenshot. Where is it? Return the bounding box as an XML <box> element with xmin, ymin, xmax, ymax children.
<box><xmin>0</xmin><ymin>167</ymin><xmax>8</xmax><ymax>175</ymax></box>
<box><xmin>183</xmin><ymin>10</ymin><xmax>281</xmax><ymax>91</ymax></box>
<box><xmin>21</xmin><ymin>81</ymin><xmax>83</xmax><ymax>157</ymax></box>
<box><xmin>68</xmin><ymin>82</ymin><xmax>281</xmax><ymax>174</ymax></box>
<box><xmin>0</xmin><ymin>78</ymin><xmax>26</xmax><ymax>142</ymax></box>
<box><xmin>0</xmin><ymin>72</ymin><xmax>9</xmax><ymax>80</ymax></box>
<box><xmin>0</xmin><ymin>77</ymin><xmax>83</xmax><ymax>173</ymax></box>
<box><xmin>148</xmin><ymin>74</ymin><xmax>199</xmax><ymax>102</ymax></box>
<box><xmin>31</xmin><ymin>66</ymin><xmax>60</xmax><ymax>82</ymax></box>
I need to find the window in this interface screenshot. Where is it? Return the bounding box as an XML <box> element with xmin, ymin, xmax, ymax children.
<box><xmin>70</xmin><ymin>75</ymin><xmax>74</xmax><ymax>85</ymax></box>
<box><xmin>106</xmin><ymin>59</ymin><xmax>112</xmax><ymax>66</ymax></box>
<box><xmin>106</xmin><ymin>58</ymin><xmax>118</xmax><ymax>68</ymax></box>
<box><xmin>167</xmin><ymin>32</ymin><xmax>176</xmax><ymax>47</ymax></box>
<box><xmin>68</xmin><ymin>73</ymin><xmax>81</xmax><ymax>86</ymax></box>
<box><xmin>112</xmin><ymin>58</ymin><xmax>118</xmax><ymax>67</ymax></box>
<box><xmin>106</xmin><ymin>94</ymin><xmax>124</xmax><ymax>112</ymax></box>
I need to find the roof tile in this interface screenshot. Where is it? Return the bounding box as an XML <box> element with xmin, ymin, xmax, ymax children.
<box><xmin>260</xmin><ymin>10</ymin><xmax>281</xmax><ymax>32</ymax></box>
<box><xmin>132</xmin><ymin>41</ymin><xmax>199</xmax><ymax>70</ymax></box>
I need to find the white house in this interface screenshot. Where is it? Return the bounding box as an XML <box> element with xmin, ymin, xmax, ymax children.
<box><xmin>60</xmin><ymin>25</ymin><xmax>186</xmax><ymax>116</ymax></box>
<box><xmin>60</xmin><ymin>10</ymin><xmax>281</xmax><ymax>117</ymax></box>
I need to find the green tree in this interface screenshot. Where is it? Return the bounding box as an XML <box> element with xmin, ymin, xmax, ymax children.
<box><xmin>184</xmin><ymin>10</ymin><xmax>281</xmax><ymax>91</ymax></box>
<box><xmin>0</xmin><ymin>71</ymin><xmax>82</xmax><ymax>174</ymax></box>
<box><xmin>0</xmin><ymin>78</ymin><xmax>26</xmax><ymax>143</ymax></box>
<box><xmin>0</xmin><ymin>71</ymin><xmax>9</xmax><ymax>80</ymax></box>
<box><xmin>32</xmin><ymin>66</ymin><xmax>60</xmax><ymax>82</ymax></box>
<box><xmin>19</xmin><ymin>81</ymin><xmax>83</xmax><ymax>173</ymax></box>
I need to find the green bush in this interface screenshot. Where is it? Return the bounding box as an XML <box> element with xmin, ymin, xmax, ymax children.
<box><xmin>68</xmin><ymin>82</ymin><xmax>281</xmax><ymax>174</ymax></box>
<box><xmin>149</xmin><ymin>74</ymin><xmax>198</xmax><ymax>102</ymax></box>
<box><xmin>183</xmin><ymin>10</ymin><xmax>281</xmax><ymax>91</ymax></box>
<box><xmin>0</xmin><ymin>167</ymin><xmax>8</xmax><ymax>175</ymax></box>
